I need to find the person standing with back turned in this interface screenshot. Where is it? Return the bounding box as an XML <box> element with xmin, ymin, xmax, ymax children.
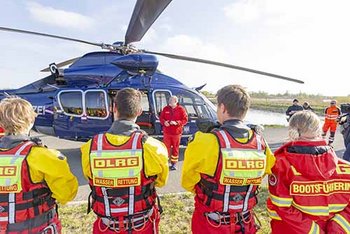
<box><xmin>0</xmin><ymin>96</ymin><xmax>78</xmax><ymax>234</ymax></box>
<box><xmin>160</xmin><ymin>96</ymin><xmax>188</xmax><ymax>170</ymax></box>
<box><xmin>182</xmin><ymin>85</ymin><xmax>275</xmax><ymax>233</ymax></box>
<box><xmin>81</xmin><ymin>88</ymin><xmax>169</xmax><ymax>234</ymax></box>
<box><xmin>268</xmin><ymin>111</ymin><xmax>350</xmax><ymax>233</ymax></box>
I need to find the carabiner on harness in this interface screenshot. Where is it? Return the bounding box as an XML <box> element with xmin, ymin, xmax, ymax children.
<box><xmin>205</xmin><ymin>212</ymin><xmax>222</xmax><ymax>228</ymax></box>
<box><xmin>131</xmin><ymin>214</ymin><xmax>147</xmax><ymax>231</ymax></box>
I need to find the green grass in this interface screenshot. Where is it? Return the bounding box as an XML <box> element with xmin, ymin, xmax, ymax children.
<box><xmin>60</xmin><ymin>189</ymin><xmax>270</xmax><ymax>234</ymax></box>
<box><xmin>262</xmin><ymin>124</ymin><xmax>286</xmax><ymax>128</ymax></box>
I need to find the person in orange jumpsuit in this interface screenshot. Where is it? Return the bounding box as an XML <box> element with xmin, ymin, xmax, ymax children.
<box><xmin>0</xmin><ymin>96</ymin><xmax>78</xmax><ymax>233</ymax></box>
<box><xmin>322</xmin><ymin>100</ymin><xmax>341</xmax><ymax>145</ymax></box>
<box><xmin>268</xmin><ymin>111</ymin><xmax>350</xmax><ymax>233</ymax></box>
<box><xmin>160</xmin><ymin>95</ymin><xmax>188</xmax><ymax>170</ymax></box>
<box><xmin>182</xmin><ymin>85</ymin><xmax>275</xmax><ymax>234</ymax></box>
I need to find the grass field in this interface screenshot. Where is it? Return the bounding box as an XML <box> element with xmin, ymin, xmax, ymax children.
<box><xmin>60</xmin><ymin>189</ymin><xmax>270</xmax><ymax>234</ymax></box>
<box><xmin>206</xmin><ymin>92</ymin><xmax>350</xmax><ymax>116</ymax></box>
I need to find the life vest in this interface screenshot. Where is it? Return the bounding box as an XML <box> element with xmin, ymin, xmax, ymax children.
<box><xmin>325</xmin><ymin>106</ymin><xmax>341</xmax><ymax>122</ymax></box>
<box><xmin>0</xmin><ymin>141</ymin><xmax>57</xmax><ymax>234</ymax></box>
<box><xmin>88</xmin><ymin>132</ymin><xmax>157</xmax><ymax>219</ymax></box>
<box><xmin>195</xmin><ymin>129</ymin><xmax>266</xmax><ymax>213</ymax></box>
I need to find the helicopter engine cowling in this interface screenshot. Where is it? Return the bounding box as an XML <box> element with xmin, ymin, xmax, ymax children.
<box><xmin>111</xmin><ymin>54</ymin><xmax>158</xmax><ymax>76</ymax></box>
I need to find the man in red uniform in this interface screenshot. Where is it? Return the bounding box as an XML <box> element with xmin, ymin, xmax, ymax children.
<box><xmin>268</xmin><ymin>111</ymin><xmax>350</xmax><ymax>233</ymax></box>
<box><xmin>182</xmin><ymin>85</ymin><xmax>275</xmax><ymax>234</ymax></box>
<box><xmin>160</xmin><ymin>96</ymin><xmax>188</xmax><ymax>170</ymax></box>
<box><xmin>322</xmin><ymin>100</ymin><xmax>341</xmax><ymax>145</ymax></box>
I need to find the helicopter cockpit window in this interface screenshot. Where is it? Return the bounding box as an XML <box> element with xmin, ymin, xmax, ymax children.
<box><xmin>177</xmin><ymin>90</ymin><xmax>210</xmax><ymax>119</ymax></box>
<box><xmin>59</xmin><ymin>91</ymin><xmax>83</xmax><ymax>116</ymax></box>
<box><xmin>85</xmin><ymin>91</ymin><xmax>108</xmax><ymax>118</ymax></box>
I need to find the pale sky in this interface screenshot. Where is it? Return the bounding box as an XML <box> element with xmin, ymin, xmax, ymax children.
<box><xmin>1</xmin><ymin>0</ymin><xmax>350</xmax><ymax>96</ymax></box>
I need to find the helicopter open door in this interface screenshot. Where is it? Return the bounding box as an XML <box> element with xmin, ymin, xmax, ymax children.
<box><xmin>53</xmin><ymin>89</ymin><xmax>112</xmax><ymax>140</ymax></box>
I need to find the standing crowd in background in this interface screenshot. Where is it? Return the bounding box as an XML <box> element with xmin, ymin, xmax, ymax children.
<box><xmin>0</xmin><ymin>86</ymin><xmax>350</xmax><ymax>234</ymax></box>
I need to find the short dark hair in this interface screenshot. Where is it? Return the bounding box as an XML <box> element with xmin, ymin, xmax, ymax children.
<box><xmin>293</xmin><ymin>99</ymin><xmax>299</xmax><ymax>103</ymax></box>
<box><xmin>114</xmin><ymin>88</ymin><xmax>142</xmax><ymax>119</ymax></box>
<box><xmin>216</xmin><ymin>85</ymin><xmax>250</xmax><ymax>118</ymax></box>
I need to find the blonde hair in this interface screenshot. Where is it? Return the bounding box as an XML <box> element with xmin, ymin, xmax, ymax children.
<box><xmin>0</xmin><ymin>96</ymin><xmax>37</xmax><ymax>134</ymax></box>
<box><xmin>288</xmin><ymin>111</ymin><xmax>321</xmax><ymax>141</ymax></box>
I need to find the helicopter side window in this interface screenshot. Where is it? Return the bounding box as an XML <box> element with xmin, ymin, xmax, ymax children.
<box><xmin>59</xmin><ymin>91</ymin><xmax>83</xmax><ymax>116</ymax></box>
<box><xmin>85</xmin><ymin>91</ymin><xmax>108</xmax><ymax>119</ymax></box>
<box><xmin>136</xmin><ymin>92</ymin><xmax>154</xmax><ymax>134</ymax></box>
<box><xmin>153</xmin><ymin>91</ymin><xmax>171</xmax><ymax>117</ymax></box>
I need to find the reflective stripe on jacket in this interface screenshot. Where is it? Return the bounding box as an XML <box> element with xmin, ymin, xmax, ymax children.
<box><xmin>325</xmin><ymin>106</ymin><xmax>341</xmax><ymax>121</ymax></box>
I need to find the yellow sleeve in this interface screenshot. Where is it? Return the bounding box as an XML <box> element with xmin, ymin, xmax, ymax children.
<box><xmin>26</xmin><ymin>147</ymin><xmax>78</xmax><ymax>205</ymax></box>
<box><xmin>81</xmin><ymin>139</ymin><xmax>92</xmax><ymax>179</ymax></box>
<box><xmin>181</xmin><ymin>132</ymin><xmax>219</xmax><ymax>193</ymax></box>
<box><xmin>264</xmin><ymin>141</ymin><xmax>276</xmax><ymax>175</ymax></box>
<box><xmin>143</xmin><ymin>137</ymin><xmax>169</xmax><ymax>188</ymax></box>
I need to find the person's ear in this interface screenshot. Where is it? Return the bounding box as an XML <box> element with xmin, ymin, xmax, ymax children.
<box><xmin>219</xmin><ymin>103</ymin><xmax>226</xmax><ymax>114</ymax></box>
<box><xmin>113</xmin><ymin>103</ymin><xmax>119</xmax><ymax>118</ymax></box>
<box><xmin>136</xmin><ymin>108</ymin><xmax>143</xmax><ymax>117</ymax></box>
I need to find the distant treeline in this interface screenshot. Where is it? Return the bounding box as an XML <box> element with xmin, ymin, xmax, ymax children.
<box><xmin>201</xmin><ymin>90</ymin><xmax>350</xmax><ymax>115</ymax></box>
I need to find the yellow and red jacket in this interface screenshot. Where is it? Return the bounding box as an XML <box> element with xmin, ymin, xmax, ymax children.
<box><xmin>159</xmin><ymin>104</ymin><xmax>188</xmax><ymax>135</ymax></box>
<box><xmin>324</xmin><ymin>106</ymin><xmax>341</xmax><ymax>123</ymax></box>
<box><xmin>0</xmin><ymin>140</ymin><xmax>78</xmax><ymax>233</ymax></box>
<box><xmin>268</xmin><ymin>140</ymin><xmax>350</xmax><ymax>233</ymax></box>
<box><xmin>81</xmin><ymin>131</ymin><xmax>169</xmax><ymax>219</ymax></box>
<box><xmin>182</xmin><ymin>122</ymin><xmax>275</xmax><ymax>214</ymax></box>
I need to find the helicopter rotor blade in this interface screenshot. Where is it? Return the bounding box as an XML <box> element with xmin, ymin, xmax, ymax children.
<box><xmin>0</xmin><ymin>27</ymin><xmax>104</xmax><ymax>48</ymax></box>
<box><xmin>41</xmin><ymin>57</ymin><xmax>81</xmax><ymax>72</ymax></box>
<box><xmin>144</xmin><ymin>50</ymin><xmax>304</xmax><ymax>84</ymax></box>
<box><xmin>125</xmin><ymin>0</ymin><xmax>172</xmax><ymax>45</ymax></box>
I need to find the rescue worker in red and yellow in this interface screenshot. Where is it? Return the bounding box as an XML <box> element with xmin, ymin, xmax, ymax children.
<box><xmin>81</xmin><ymin>88</ymin><xmax>169</xmax><ymax>234</ymax></box>
<box><xmin>0</xmin><ymin>96</ymin><xmax>78</xmax><ymax>234</ymax></box>
<box><xmin>268</xmin><ymin>111</ymin><xmax>350</xmax><ymax>233</ymax></box>
<box><xmin>322</xmin><ymin>100</ymin><xmax>341</xmax><ymax>145</ymax></box>
<box><xmin>181</xmin><ymin>85</ymin><xmax>275</xmax><ymax>234</ymax></box>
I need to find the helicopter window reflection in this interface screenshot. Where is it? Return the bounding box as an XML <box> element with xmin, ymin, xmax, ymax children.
<box><xmin>85</xmin><ymin>91</ymin><xmax>108</xmax><ymax>118</ymax></box>
<box><xmin>60</xmin><ymin>92</ymin><xmax>83</xmax><ymax>116</ymax></box>
<box><xmin>176</xmin><ymin>90</ymin><xmax>211</xmax><ymax>119</ymax></box>
<box><xmin>154</xmin><ymin>91</ymin><xmax>171</xmax><ymax>116</ymax></box>
<box><xmin>141</xmin><ymin>93</ymin><xmax>150</xmax><ymax>112</ymax></box>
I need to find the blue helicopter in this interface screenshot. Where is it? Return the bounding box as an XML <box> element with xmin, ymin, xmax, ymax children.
<box><xmin>0</xmin><ymin>0</ymin><xmax>303</xmax><ymax>143</ymax></box>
